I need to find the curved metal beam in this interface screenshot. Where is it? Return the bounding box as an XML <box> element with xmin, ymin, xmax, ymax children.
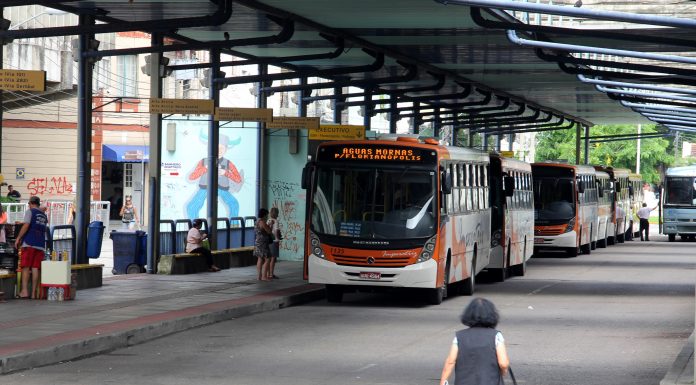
<box><xmin>436</xmin><ymin>0</ymin><xmax>696</xmax><ymax>30</ymax></box>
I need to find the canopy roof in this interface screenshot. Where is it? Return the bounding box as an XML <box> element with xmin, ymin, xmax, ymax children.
<box><xmin>6</xmin><ymin>0</ymin><xmax>696</xmax><ymax>133</ymax></box>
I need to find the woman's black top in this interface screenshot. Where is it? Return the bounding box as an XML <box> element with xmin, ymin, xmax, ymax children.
<box><xmin>454</xmin><ymin>327</ymin><xmax>501</xmax><ymax>385</ymax></box>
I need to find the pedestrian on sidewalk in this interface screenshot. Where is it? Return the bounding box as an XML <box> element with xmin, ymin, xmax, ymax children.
<box><xmin>637</xmin><ymin>203</ymin><xmax>656</xmax><ymax>241</ymax></box>
<box><xmin>186</xmin><ymin>219</ymin><xmax>220</xmax><ymax>272</ymax></box>
<box><xmin>15</xmin><ymin>196</ymin><xmax>48</xmax><ymax>299</ymax></box>
<box><xmin>254</xmin><ymin>208</ymin><xmax>272</xmax><ymax>281</ymax></box>
<box><xmin>439</xmin><ymin>298</ymin><xmax>510</xmax><ymax>385</ymax></box>
<box><xmin>266</xmin><ymin>207</ymin><xmax>281</xmax><ymax>280</ymax></box>
<box><xmin>119</xmin><ymin>195</ymin><xmax>139</xmax><ymax>230</ymax></box>
<box><xmin>6</xmin><ymin>185</ymin><xmax>21</xmax><ymax>201</ymax></box>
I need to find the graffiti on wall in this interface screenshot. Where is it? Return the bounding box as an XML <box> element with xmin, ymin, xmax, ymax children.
<box><xmin>268</xmin><ymin>180</ymin><xmax>305</xmax><ymax>259</ymax></box>
<box><xmin>27</xmin><ymin>176</ymin><xmax>74</xmax><ymax>196</ymax></box>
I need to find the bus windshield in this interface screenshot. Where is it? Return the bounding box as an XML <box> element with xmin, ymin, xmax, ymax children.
<box><xmin>311</xmin><ymin>166</ymin><xmax>437</xmax><ymax>239</ymax></box>
<box><xmin>533</xmin><ymin>177</ymin><xmax>576</xmax><ymax>224</ymax></box>
<box><xmin>665</xmin><ymin>177</ymin><xmax>696</xmax><ymax>206</ymax></box>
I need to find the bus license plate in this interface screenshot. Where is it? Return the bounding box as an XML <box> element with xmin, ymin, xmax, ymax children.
<box><xmin>360</xmin><ymin>272</ymin><xmax>381</xmax><ymax>280</ymax></box>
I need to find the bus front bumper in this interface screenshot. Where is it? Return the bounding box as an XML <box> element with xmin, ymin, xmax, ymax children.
<box><xmin>308</xmin><ymin>255</ymin><xmax>437</xmax><ymax>289</ymax></box>
<box><xmin>534</xmin><ymin>230</ymin><xmax>576</xmax><ymax>249</ymax></box>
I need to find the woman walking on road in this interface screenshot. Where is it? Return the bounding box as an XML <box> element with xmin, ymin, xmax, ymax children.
<box><xmin>439</xmin><ymin>298</ymin><xmax>510</xmax><ymax>385</ymax></box>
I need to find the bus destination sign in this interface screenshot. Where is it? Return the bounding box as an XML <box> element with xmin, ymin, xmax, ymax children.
<box><xmin>318</xmin><ymin>144</ymin><xmax>436</xmax><ymax>164</ymax></box>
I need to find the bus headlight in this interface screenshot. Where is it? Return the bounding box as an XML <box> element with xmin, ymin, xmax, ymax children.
<box><xmin>565</xmin><ymin>217</ymin><xmax>576</xmax><ymax>233</ymax></box>
<box><xmin>310</xmin><ymin>232</ymin><xmax>326</xmax><ymax>259</ymax></box>
<box><xmin>417</xmin><ymin>236</ymin><xmax>437</xmax><ymax>263</ymax></box>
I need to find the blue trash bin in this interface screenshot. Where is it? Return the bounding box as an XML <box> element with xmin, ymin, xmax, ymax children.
<box><xmin>110</xmin><ymin>230</ymin><xmax>147</xmax><ymax>275</ymax></box>
<box><xmin>86</xmin><ymin>221</ymin><xmax>105</xmax><ymax>259</ymax></box>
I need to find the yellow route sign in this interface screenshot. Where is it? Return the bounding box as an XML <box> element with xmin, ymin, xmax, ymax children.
<box><xmin>310</xmin><ymin>125</ymin><xmax>365</xmax><ymax>141</ymax></box>
<box><xmin>149</xmin><ymin>98</ymin><xmax>214</xmax><ymax>115</ymax></box>
<box><xmin>214</xmin><ymin>107</ymin><xmax>273</xmax><ymax>122</ymax></box>
<box><xmin>500</xmin><ymin>151</ymin><xmax>515</xmax><ymax>158</ymax></box>
<box><xmin>267</xmin><ymin>116</ymin><xmax>320</xmax><ymax>130</ymax></box>
<box><xmin>0</xmin><ymin>69</ymin><xmax>46</xmax><ymax>91</ymax></box>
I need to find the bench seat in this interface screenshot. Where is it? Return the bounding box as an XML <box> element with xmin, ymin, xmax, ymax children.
<box><xmin>157</xmin><ymin>247</ymin><xmax>255</xmax><ymax>275</ymax></box>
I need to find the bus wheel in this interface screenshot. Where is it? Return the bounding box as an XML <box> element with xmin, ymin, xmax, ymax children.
<box><xmin>668</xmin><ymin>234</ymin><xmax>676</xmax><ymax>242</ymax></box>
<box><xmin>427</xmin><ymin>286</ymin><xmax>445</xmax><ymax>305</ymax></box>
<box><xmin>566</xmin><ymin>247</ymin><xmax>578</xmax><ymax>258</ymax></box>
<box><xmin>617</xmin><ymin>233</ymin><xmax>625</xmax><ymax>243</ymax></box>
<box><xmin>325</xmin><ymin>285</ymin><xmax>344</xmax><ymax>303</ymax></box>
<box><xmin>580</xmin><ymin>242</ymin><xmax>591</xmax><ymax>255</ymax></box>
<box><xmin>607</xmin><ymin>236</ymin><xmax>615</xmax><ymax>246</ymax></box>
<box><xmin>461</xmin><ymin>256</ymin><xmax>476</xmax><ymax>296</ymax></box>
<box><xmin>598</xmin><ymin>237</ymin><xmax>607</xmax><ymax>248</ymax></box>
<box><xmin>511</xmin><ymin>258</ymin><xmax>526</xmax><ymax>277</ymax></box>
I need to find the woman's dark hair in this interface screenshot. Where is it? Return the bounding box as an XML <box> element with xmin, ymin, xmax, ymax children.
<box><xmin>460</xmin><ymin>297</ymin><xmax>499</xmax><ymax>328</ymax></box>
<box><xmin>192</xmin><ymin>219</ymin><xmax>203</xmax><ymax>228</ymax></box>
<box><xmin>258</xmin><ymin>208</ymin><xmax>269</xmax><ymax>218</ymax></box>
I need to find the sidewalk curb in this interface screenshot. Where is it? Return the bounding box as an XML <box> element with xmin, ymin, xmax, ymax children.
<box><xmin>0</xmin><ymin>285</ymin><xmax>325</xmax><ymax>374</ymax></box>
<box><xmin>660</xmin><ymin>332</ymin><xmax>694</xmax><ymax>385</ymax></box>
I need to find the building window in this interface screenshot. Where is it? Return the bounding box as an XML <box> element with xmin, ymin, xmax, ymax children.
<box><xmin>124</xmin><ymin>163</ymin><xmax>133</xmax><ymax>188</ymax></box>
<box><xmin>118</xmin><ymin>55</ymin><xmax>138</xmax><ymax>97</ymax></box>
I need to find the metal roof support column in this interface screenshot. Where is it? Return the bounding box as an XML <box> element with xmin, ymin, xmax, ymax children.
<box><xmin>147</xmin><ymin>33</ymin><xmax>164</xmax><ymax>273</ymax></box>
<box><xmin>575</xmin><ymin>122</ymin><xmax>581</xmax><ymax>165</ymax></box>
<box><xmin>508</xmin><ymin>133</ymin><xmax>513</xmax><ymax>151</ymax></box>
<box><xmin>256</xmin><ymin>64</ymin><xmax>268</xmax><ymax>212</ymax></box>
<box><xmin>332</xmin><ymin>86</ymin><xmax>343</xmax><ymax>124</ymax></box>
<box><xmin>298</xmin><ymin>77</ymin><xmax>309</xmax><ymax>117</ymax></box>
<box><xmin>389</xmin><ymin>95</ymin><xmax>397</xmax><ymax>134</ymax></box>
<box><xmin>452</xmin><ymin>116</ymin><xmax>459</xmax><ymax>146</ymax></box>
<box><xmin>0</xmin><ymin>7</ymin><xmax>4</xmax><ymax>175</ymax></box>
<box><xmin>363</xmin><ymin>89</ymin><xmax>372</xmax><ymax>131</ymax></box>
<box><xmin>496</xmin><ymin>134</ymin><xmax>502</xmax><ymax>152</ymax></box>
<box><xmin>75</xmin><ymin>14</ymin><xmax>95</xmax><ymax>265</ymax></box>
<box><xmin>413</xmin><ymin>103</ymin><xmax>420</xmax><ymax>135</ymax></box>
<box><xmin>433</xmin><ymin>108</ymin><xmax>441</xmax><ymax>138</ymax></box>
<box><xmin>584</xmin><ymin>125</ymin><xmax>590</xmax><ymax>165</ymax></box>
<box><xmin>207</xmin><ymin>48</ymin><xmax>221</xmax><ymax>249</ymax></box>
<box><xmin>482</xmin><ymin>133</ymin><xmax>489</xmax><ymax>151</ymax></box>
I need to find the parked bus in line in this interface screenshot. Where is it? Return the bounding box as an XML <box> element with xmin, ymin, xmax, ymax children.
<box><xmin>661</xmin><ymin>165</ymin><xmax>696</xmax><ymax>242</ymax></box>
<box><xmin>487</xmin><ymin>153</ymin><xmax>533</xmax><ymax>281</ymax></box>
<box><xmin>532</xmin><ymin>163</ymin><xmax>598</xmax><ymax>257</ymax></box>
<box><xmin>628</xmin><ymin>173</ymin><xmax>644</xmax><ymax>240</ymax></box>
<box><xmin>593</xmin><ymin>168</ymin><xmax>612</xmax><ymax>248</ymax></box>
<box><xmin>610</xmin><ymin>167</ymin><xmax>632</xmax><ymax>243</ymax></box>
<box><xmin>302</xmin><ymin>136</ymin><xmax>491</xmax><ymax>304</ymax></box>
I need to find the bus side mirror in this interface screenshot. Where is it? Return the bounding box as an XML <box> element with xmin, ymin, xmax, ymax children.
<box><xmin>441</xmin><ymin>171</ymin><xmax>453</xmax><ymax>195</ymax></box>
<box><xmin>301</xmin><ymin>163</ymin><xmax>314</xmax><ymax>190</ymax></box>
<box><xmin>578</xmin><ymin>180</ymin><xmax>585</xmax><ymax>194</ymax></box>
<box><xmin>503</xmin><ymin>176</ymin><xmax>514</xmax><ymax>197</ymax></box>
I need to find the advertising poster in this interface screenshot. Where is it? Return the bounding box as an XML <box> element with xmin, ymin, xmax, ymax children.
<box><xmin>160</xmin><ymin>118</ymin><xmax>258</xmax><ymax>220</ymax></box>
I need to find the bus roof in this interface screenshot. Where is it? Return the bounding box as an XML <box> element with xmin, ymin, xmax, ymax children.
<box><xmin>596</xmin><ymin>171</ymin><xmax>610</xmax><ymax>179</ymax></box>
<box><xmin>491</xmin><ymin>153</ymin><xmax>531</xmax><ymax>172</ymax></box>
<box><xmin>533</xmin><ymin>162</ymin><xmax>595</xmax><ymax>174</ymax></box>
<box><xmin>629</xmin><ymin>173</ymin><xmax>642</xmax><ymax>181</ymax></box>
<box><xmin>665</xmin><ymin>165</ymin><xmax>696</xmax><ymax>177</ymax></box>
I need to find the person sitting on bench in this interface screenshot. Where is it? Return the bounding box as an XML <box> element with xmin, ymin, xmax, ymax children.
<box><xmin>186</xmin><ymin>219</ymin><xmax>220</xmax><ymax>272</ymax></box>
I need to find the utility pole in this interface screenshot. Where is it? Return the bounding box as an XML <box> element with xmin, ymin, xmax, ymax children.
<box><xmin>636</xmin><ymin>124</ymin><xmax>641</xmax><ymax>174</ymax></box>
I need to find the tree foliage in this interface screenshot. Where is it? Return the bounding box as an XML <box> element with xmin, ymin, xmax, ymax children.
<box><xmin>535</xmin><ymin>124</ymin><xmax>673</xmax><ymax>184</ymax></box>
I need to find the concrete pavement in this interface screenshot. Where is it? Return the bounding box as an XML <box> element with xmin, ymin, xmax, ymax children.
<box><xmin>0</xmin><ymin>226</ymin><xmax>692</xmax><ymax>383</ymax></box>
<box><xmin>0</xmin><ymin>261</ymin><xmax>325</xmax><ymax>374</ymax></box>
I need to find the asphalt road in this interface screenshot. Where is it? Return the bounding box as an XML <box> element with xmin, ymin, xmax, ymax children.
<box><xmin>4</xmin><ymin>235</ymin><xmax>694</xmax><ymax>385</ymax></box>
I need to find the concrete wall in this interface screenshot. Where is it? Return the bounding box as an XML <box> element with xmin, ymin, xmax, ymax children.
<box><xmin>264</xmin><ymin>131</ymin><xmax>309</xmax><ymax>262</ymax></box>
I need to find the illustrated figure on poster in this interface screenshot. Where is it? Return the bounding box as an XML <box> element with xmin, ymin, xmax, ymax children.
<box><xmin>186</xmin><ymin>134</ymin><xmax>244</xmax><ymax>219</ymax></box>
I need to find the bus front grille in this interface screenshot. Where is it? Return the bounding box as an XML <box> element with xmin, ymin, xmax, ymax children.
<box><xmin>333</xmin><ymin>255</ymin><xmax>411</xmax><ymax>267</ymax></box>
<box><xmin>535</xmin><ymin>227</ymin><xmax>565</xmax><ymax>236</ymax></box>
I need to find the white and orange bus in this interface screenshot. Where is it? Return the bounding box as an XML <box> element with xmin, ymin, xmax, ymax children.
<box><xmin>593</xmin><ymin>168</ymin><xmax>612</xmax><ymax>248</ymax></box>
<box><xmin>628</xmin><ymin>173</ymin><xmax>644</xmax><ymax>239</ymax></box>
<box><xmin>301</xmin><ymin>136</ymin><xmax>491</xmax><ymax>304</ymax></box>
<box><xmin>487</xmin><ymin>153</ymin><xmax>533</xmax><ymax>281</ymax></box>
<box><xmin>532</xmin><ymin>163</ymin><xmax>598</xmax><ymax>257</ymax></box>
<box><xmin>609</xmin><ymin>167</ymin><xmax>632</xmax><ymax>243</ymax></box>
